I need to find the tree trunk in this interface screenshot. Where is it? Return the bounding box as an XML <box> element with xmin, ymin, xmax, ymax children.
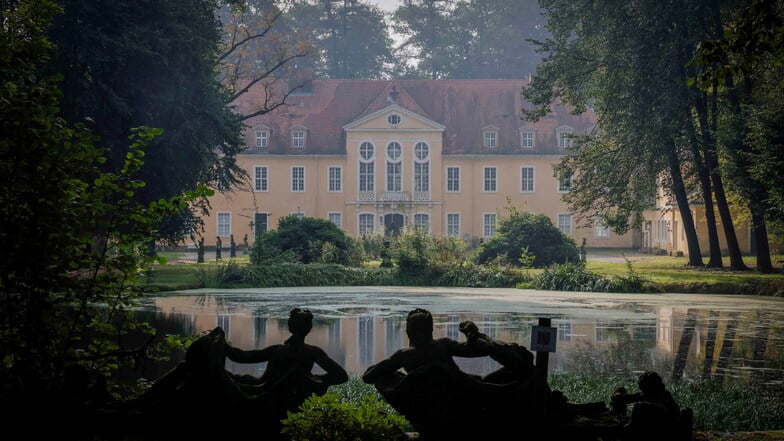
<box><xmin>666</xmin><ymin>141</ymin><xmax>703</xmax><ymax>266</ymax></box>
<box><xmin>750</xmin><ymin>205</ymin><xmax>774</xmax><ymax>272</ymax></box>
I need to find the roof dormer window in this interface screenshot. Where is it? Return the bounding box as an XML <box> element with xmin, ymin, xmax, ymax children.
<box><xmin>482</xmin><ymin>125</ymin><xmax>499</xmax><ymax>149</ymax></box>
<box><xmin>556</xmin><ymin>125</ymin><xmax>574</xmax><ymax>149</ymax></box>
<box><xmin>520</xmin><ymin>126</ymin><xmax>535</xmax><ymax>149</ymax></box>
<box><xmin>252</xmin><ymin>124</ymin><xmax>270</xmax><ymax>152</ymax></box>
<box><xmin>290</xmin><ymin>125</ymin><xmax>307</xmax><ymax>149</ymax></box>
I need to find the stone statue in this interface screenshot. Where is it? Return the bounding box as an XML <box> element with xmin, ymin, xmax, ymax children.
<box><xmin>610</xmin><ymin>371</ymin><xmax>692</xmax><ymax>441</ymax></box>
<box><xmin>128</xmin><ymin>308</ymin><xmax>348</xmax><ymax>440</ymax></box>
<box><xmin>362</xmin><ymin>308</ymin><xmax>540</xmax><ymax>440</ymax></box>
<box><xmin>196</xmin><ymin>237</ymin><xmax>204</xmax><ymax>263</ymax></box>
<box><xmin>229</xmin><ymin>234</ymin><xmax>236</xmax><ymax>258</ymax></box>
<box><xmin>215</xmin><ymin>236</ymin><xmax>222</xmax><ymax>260</ymax></box>
<box><xmin>580</xmin><ymin>237</ymin><xmax>587</xmax><ymax>261</ymax></box>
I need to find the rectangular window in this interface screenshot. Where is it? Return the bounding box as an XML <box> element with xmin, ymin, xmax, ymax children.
<box><xmin>483</xmin><ymin>213</ymin><xmax>497</xmax><ymax>238</ymax></box>
<box><xmin>557</xmin><ymin>213</ymin><xmax>572</xmax><ymax>234</ymax></box>
<box><xmin>254</xmin><ymin>166</ymin><xmax>268</xmax><ymax>192</ymax></box>
<box><xmin>558</xmin><ymin>322</ymin><xmax>572</xmax><ymax>342</ymax></box>
<box><xmin>594</xmin><ymin>219</ymin><xmax>610</xmax><ymax>238</ymax></box>
<box><xmin>387</xmin><ymin>161</ymin><xmax>401</xmax><ymax>192</ymax></box>
<box><xmin>520</xmin><ymin>167</ymin><xmax>534</xmax><ymax>192</ymax></box>
<box><xmin>657</xmin><ymin>219</ymin><xmax>670</xmax><ymax>243</ymax></box>
<box><xmin>414</xmin><ymin>213</ymin><xmax>429</xmax><ymax>233</ymax></box>
<box><xmin>414</xmin><ymin>162</ymin><xmax>429</xmax><ymax>192</ymax></box>
<box><xmin>484</xmin><ymin>131</ymin><xmax>497</xmax><ymax>148</ymax></box>
<box><xmin>291</xmin><ymin>166</ymin><xmax>305</xmax><ymax>192</ymax></box>
<box><xmin>328</xmin><ymin>166</ymin><xmax>342</xmax><ymax>192</ymax></box>
<box><xmin>292</xmin><ymin>131</ymin><xmax>305</xmax><ymax>148</ymax></box>
<box><xmin>446</xmin><ymin>167</ymin><xmax>460</xmax><ymax>192</ymax></box>
<box><xmin>359</xmin><ymin>213</ymin><xmax>374</xmax><ymax>235</ymax></box>
<box><xmin>217</xmin><ymin>212</ymin><xmax>231</xmax><ymax>237</ymax></box>
<box><xmin>359</xmin><ymin>162</ymin><xmax>374</xmax><ymax>192</ymax></box>
<box><xmin>255</xmin><ymin>130</ymin><xmax>268</xmax><ymax>149</ymax></box>
<box><xmin>558</xmin><ymin>171</ymin><xmax>572</xmax><ymax>192</ymax></box>
<box><xmin>328</xmin><ymin>212</ymin><xmax>342</xmax><ymax>228</ymax></box>
<box><xmin>521</xmin><ymin>131</ymin><xmax>534</xmax><ymax>148</ymax></box>
<box><xmin>292</xmin><ymin>211</ymin><xmax>304</xmax><ymax>218</ymax></box>
<box><xmin>483</xmin><ymin>167</ymin><xmax>497</xmax><ymax>192</ymax></box>
<box><xmin>254</xmin><ymin>213</ymin><xmax>268</xmax><ymax>235</ymax></box>
<box><xmin>558</xmin><ymin>133</ymin><xmax>571</xmax><ymax>148</ymax></box>
<box><xmin>446</xmin><ymin>213</ymin><xmax>460</xmax><ymax>236</ymax></box>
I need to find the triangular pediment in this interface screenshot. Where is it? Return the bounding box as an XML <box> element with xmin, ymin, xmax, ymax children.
<box><xmin>343</xmin><ymin>104</ymin><xmax>445</xmax><ymax>131</ymax></box>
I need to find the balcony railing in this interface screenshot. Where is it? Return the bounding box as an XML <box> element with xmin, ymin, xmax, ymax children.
<box><xmin>356</xmin><ymin>191</ymin><xmax>432</xmax><ymax>203</ymax></box>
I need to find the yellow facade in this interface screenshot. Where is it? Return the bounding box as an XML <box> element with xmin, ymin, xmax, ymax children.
<box><xmin>198</xmin><ymin>79</ymin><xmax>637</xmax><ymax>249</ymax></box>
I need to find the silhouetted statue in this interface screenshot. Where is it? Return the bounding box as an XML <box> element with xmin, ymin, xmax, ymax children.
<box><xmin>215</xmin><ymin>236</ymin><xmax>222</xmax><ymax>260</ymax></box>
<box><xmin>362</xmin><ymin>308</ymin><xmax>539</xmax><ymax>440</ymax></box>
<box><xmin>580</xmin><ymin>238</ymin><xmax>587</xmax><ymax>261</ymax></box>
<box><xmin>196</xmin><ymin>237</ymin><xmax>204</xmax><ymax>263</ymax></box>
<box><xmin>243</xmin><ymin>233</ymin><xmax>249</xmax><ymax>249</ymax></box>
<box><xmin>128</xmin><ymin>308</ymin><xmax>348</xmax><ymax>440</ymax></box>
<box><xmin>230</xmin><ymin>234</ymin><xmax>237</xmax><ymax>258</ymax></box>
<box><xmin>610</xmin><ymin>371</ymin><xmax>692</xmax><ymax>441</ymax></box>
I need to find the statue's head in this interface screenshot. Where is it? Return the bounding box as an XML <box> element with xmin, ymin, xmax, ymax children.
<box><xmin>288</xmin><ymin>308</ymin><xmax>314</xmax><ymax>336</ymax></box>
<box><xmin>638</xmin><ymin>370</ymin><xmax>665</xmax><ymax>395</ymax></box>
<box><xmin>406</xmin><ymin>308</ymin><xmax>434</xmax><ymax>346</ymax></box>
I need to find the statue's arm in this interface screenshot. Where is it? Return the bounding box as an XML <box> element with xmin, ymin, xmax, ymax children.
<box><xmin>362</xmin><ymin>352</ymin><xmax>404</xmax><ymax>384</ymax></box>
<box><xmin>225</xmin><ymin>344</ymin><xmax>275</xmax><ymax>364</ymax></box>
<box><xmin>313</xmin><ymin>348</ymin><xmax>349</xmax><ymax>385</ymax></box>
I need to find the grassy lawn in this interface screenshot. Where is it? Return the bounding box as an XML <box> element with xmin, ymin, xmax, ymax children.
<box><xmin>142</xmin><ymin>250</ymin><xmax>784</xmax><ymax>295</ymax></box>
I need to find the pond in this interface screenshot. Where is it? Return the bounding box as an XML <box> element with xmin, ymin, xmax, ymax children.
<box><xmin>135</xmin><ymin>286</ymin><xmax>784</xmax><ymax>391</ymax></box>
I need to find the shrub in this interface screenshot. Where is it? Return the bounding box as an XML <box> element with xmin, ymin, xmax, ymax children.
<box><xmin>250</xmin><ymin>215</ymin><xmax>355</xmax><ymax>265</ymax></box>
<box><xmin>281</xmin><ymin>393</ymin><xmax>410</xmax><ymax>441</ymax></box>
<box><xmin>474</xmin><ymin>203</ymin><xmax>580</xmax><ymax>268</ymax></box>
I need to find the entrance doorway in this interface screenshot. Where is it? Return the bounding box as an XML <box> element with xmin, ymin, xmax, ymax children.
<box><xmin>384</xmin><ymin>213</ymin><xmax>405</xmax><ymax>237</ymax></box>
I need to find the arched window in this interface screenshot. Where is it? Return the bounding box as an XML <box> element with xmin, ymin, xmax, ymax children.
<box><xmin>386</xmin><ymin>142</ymin><xmax>402</xmax><ymax>192</ymax></box>
<box><xmin>359</xmin><ymin>142</ymin><xmax>375</xmax><ymax>192</ymax></box>
<box><xmin>413</xmin><ymin>141</ymin><xmax>430</xmax><ymax>193</ymax></box>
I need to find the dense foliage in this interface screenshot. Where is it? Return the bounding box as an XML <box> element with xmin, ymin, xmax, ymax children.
<box><xmin>250</xmin><ymin>214</ymin><xmax>361</xmax><ymax>265</ymax></box>
<box><xmin>474</xmin><ymin>204</ymin><xmax>580</xmax><ymax>268</ymax></box>
<box><xmin>1</xmin><ymin>0</ymin><xmax>209</xmax><ymax>424</ymax></box>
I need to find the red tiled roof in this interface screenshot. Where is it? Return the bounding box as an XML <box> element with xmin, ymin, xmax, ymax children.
<box><xmin>237</xmin><ymin>79</ymin><xmax>596</xmax><ymax>155</ymax></box>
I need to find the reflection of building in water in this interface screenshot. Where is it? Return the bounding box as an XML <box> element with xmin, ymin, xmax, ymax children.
<box><xmin>147</xmin><ymin>296</ymin><xmax>784</xmax><ymax>384</ymax></box>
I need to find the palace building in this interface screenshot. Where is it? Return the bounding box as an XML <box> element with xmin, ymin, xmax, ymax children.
<box><xmin>199</xmin><ymin>77</ymin><xmax>642</xmax><ymax>249</ymax></box>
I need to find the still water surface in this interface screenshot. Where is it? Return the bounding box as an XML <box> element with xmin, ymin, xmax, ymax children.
<box><xmin>136</xmin><ymin>286</ymin><xmax>784</xmax><ymax>389</ymax></box>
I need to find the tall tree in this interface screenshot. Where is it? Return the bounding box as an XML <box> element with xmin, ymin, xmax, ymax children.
<box><xmin>47</xmin><ymin>0</ymin><xmax>252</xmax><ymax>243</ymax></box>
<box><xmin>1</xmin><ymin>0</ymin><xmax>207</xmax><ymax>423</ymax></box>
<box><xmin>287</xmin><ymin>0</ymin><xmax>394</xmax><ymax>79</ymax></box>
<box><xmin>449</xmin><ymin>0</ymin><xmax>547</xmax><ymax>79</ymax></box>
<box><xmin>219</xmin><ymin>0</ymin><xmax>317</xmax><ymax>119</ymax></box>
<box><xmin>524</xmin><ymin>0</ymin><xmax>764</xmax><ymax>268</ymax></box>
<box><xmin>692</xmin><ymin>0</ymin><xmax>784</xmax><ymax>272</ymax></box>
<box><xmin>391</xmin><ymin>0</ymin><xmax>455</xmax><ymax>78</ymax></box>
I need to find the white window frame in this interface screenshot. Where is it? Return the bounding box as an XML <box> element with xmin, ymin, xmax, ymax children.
<box><xmin>292</xmin><ymin>211</ymin><xmax>305</xmax><ymax>218</ymax></box>
<box><xmin>520</xmin><ymin>166</ymin><xmax>535</xmax><ymax>193</ymax></box>
<box><xmin>328</xmin><ymin>166</ymin><xmax>342</xmax><ymax>192</ymax></box>
<box><xmin>483</xmin><ymin>212</ymin><xmax>497</xmax><ymax>238</ymax></box>
<box><xmin>254</xmin><ymin>128</ymin><xmax>268</xmax><ymax>150</ymax></box>
<box><xmin>386</xmin><ymin>142</ymin><xmax>402</xmax><ymax>192</ymax></box>
<box><xmin>217</xmin><ymin>212</ymin><xmax>231</xmax><ymax>237</ymax></box>
<box><xmin>254</xmin><ymin>166</ymin><xmax>268</xmax><ymax>192</ymax></box>
<box><xmin>359</xmin><ymin>141</ymin><xmax>375</xmax><ymax>192</ymax></box>
<box><xmin>657</xmin><ymin>219</ymin><xmax>671</xmax><ymax>243</ymax></box>
<box><xmin>358</xmin><ymin>213</ymin><xmax>375</xmax><ymax>236</ymax></box>
<box><xmin>558</xmin><ymin>171</ymin><xmax>572</xmax><ymax>193</ymax></box>
<box><xmin>292</xmin><ymin>130</ymin><xmax>306</xmax><ymax>149</ymax></box>
<box><xmin>328</xmin><ymin>212</ymin><xmax>342</xmax><ymax>228</ymax></box>
<box><xmin>446</xmin><ymin>166</ymin><xmax>460</xmax><ymax>193</ymax></box>
<box><xmin>483</xmin><ymin>167</ymin><xmax>497</xmax><ymax>193</ymax></box>
<box><xmin>557</xmin><ymin>213</ymin><xmax>572</xmax><ymax>234</ymax></box>
<box><xmin>446</xmin><ymin>213</ymin><xmax>460</xmax><ymax>236</ymax></box>
<box><xmin>520</xmin><ymin>129</ymin><xmax>535</xmax><ymax>149</ymax></box>
<box><xmin>556</xmin><ymin>125</ymin><xmax>574</xmax><ymax>149</ymax></box>
<box><xmin>482</xmin><ymin>125</ymin><xmax>499</xmax><ymax>149</ymax></box>
<box><xmin>414</xmin><ymin>213</ymin><xmax>430</xmax><ymax>233</ymax></box>
<box><xmin>291</xmin><ymin>166</ymin><xmax>305</xmax><ymax>192</ymax></box>
<box><xmin>594</xmin><ymin>219</ymin><xmax>610</xmax><ymax>238</ymax></box>
<box><xmin>413</xmin><ymin>142</ymin><xmax>430</xmax><ymax>192</ymax></box>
